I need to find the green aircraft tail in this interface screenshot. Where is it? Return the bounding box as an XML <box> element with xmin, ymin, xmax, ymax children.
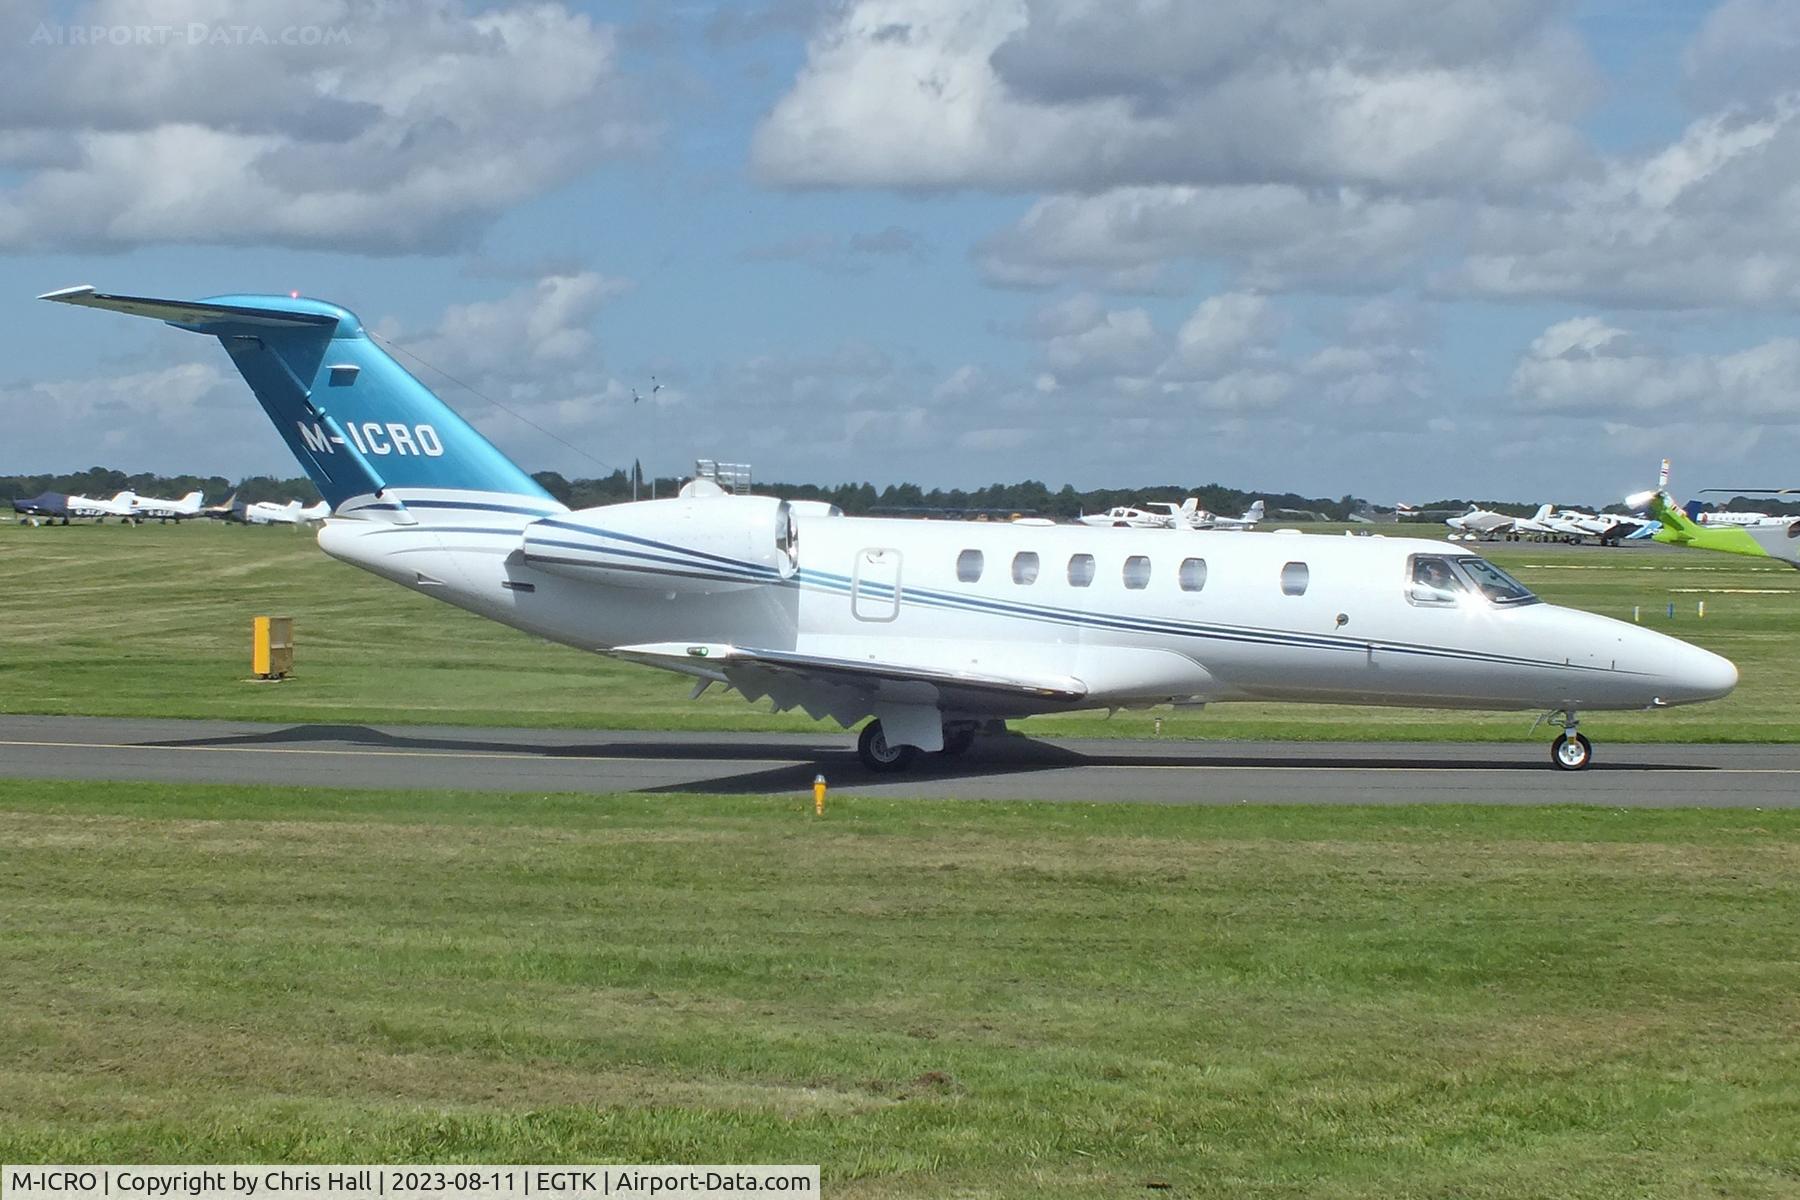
<box><xmin>1629</xmin><ymin>484</ymin><xmax>1798</xmax><ymax>568</ymax></box>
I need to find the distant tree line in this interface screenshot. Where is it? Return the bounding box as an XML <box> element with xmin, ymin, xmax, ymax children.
<box><xmin>530</xmin><ymin>470</ymin><xmax>1364</xmax><ymax>520</ymax></box>
<box><xmin>19</xmin><ymin>467</ymin><xmax>1786</xmax><ymax>520</ymax></box>
<box><xmin>1417</xmin><ymin>496</ymin><xmax>1800</xmax><ymax>517</ymax></box>
<box><xmin>1</xmin><ymin>467</ymin><xmax>319</xmax><ymax>505</ymax></box>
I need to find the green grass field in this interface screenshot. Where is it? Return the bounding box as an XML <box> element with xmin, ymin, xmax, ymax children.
<box><xmin>3</xmin><ymin>780</ymin><xmax>1797</xmax><ymax>1196</ymax></box>
<box><xmin>2</xmin><ymin>518</ymin><xmax>1797</xmax><ymax>740</ymax></box>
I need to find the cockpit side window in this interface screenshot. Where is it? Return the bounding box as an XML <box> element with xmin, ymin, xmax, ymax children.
<box><xmin>1454</xmin><ymin>557</ymin><xmax>1540</xmax><ymax>605</ymax></box>
<box><xmin>1406</xmin><ymin>554</ymin><xmax>1463</xmax><ymax>607</ymax></box>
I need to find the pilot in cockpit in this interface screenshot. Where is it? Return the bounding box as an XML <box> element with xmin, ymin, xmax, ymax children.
<box><xmin>1412</xmin><ymin>557</ymin><xmax>1460</xmax><ymax>601</ymax></box>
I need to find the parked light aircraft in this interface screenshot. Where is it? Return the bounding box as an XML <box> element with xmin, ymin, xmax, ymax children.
<box><xmin>243</xmin><ymin>499</ymin><xmax>330</xmax><ymax>526</ymax></box>
<box><xmin>1508</xmin><ymin>504</ymin><xmax>1560</xmax><ymax>539</ymax></box>
<box><xmin>129</xmin><ymin>490</ymin><xmax>204</xmax><ymax>521</ymax></box>
<box><xmin>64</xmin><ymin>491</ymin><xmax>140</xmax><ymax>521</ymax></box>
<box><xmin>1443</xmin><ymin>504</ymin><xmax>1516</xmax><ymax>540</ymax></box>
<box><xmin>12</xmin><ymin>491</ymin><xmax>73</xmax><ymax>524</ymax></box>
<box><xmin>44</xmin><ymin>286</ymin><xmax>1740</xmax><ymax>772</ymax></box>
<box><xmin>1212</xmin><ymin>500</ymin><xmax>1264</xmax><ymax>531</ymax></box>
<box><xmin>1077</xmin><ymin>504</ymin><xmax>1180</xmax><ymax>529</ymax></box>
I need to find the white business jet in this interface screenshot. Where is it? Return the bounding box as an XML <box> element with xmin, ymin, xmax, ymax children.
<box><xmin>1693</xmin><ymin>507</ymin><xmax>1785</xmax><ymax>528</ymax></box>
<box><xmin>42</xmin><ymin>286</ymin><xmax>1739</xmax><ymax>772</ymax></box>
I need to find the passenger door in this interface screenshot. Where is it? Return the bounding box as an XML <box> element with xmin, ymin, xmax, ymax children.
<box><xmin>851</xmin><ymin>547</ymin><xmax>902</xmax><ymax>622</ymax></box>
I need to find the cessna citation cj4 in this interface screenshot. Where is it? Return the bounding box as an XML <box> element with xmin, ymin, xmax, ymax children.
<box><xmin>42</xmin><ymin>286</ymin><xmax>1739</xmax><ymax>773</ymax></box>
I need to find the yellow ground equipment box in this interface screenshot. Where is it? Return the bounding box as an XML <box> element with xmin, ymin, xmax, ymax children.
<box><xmin>252</xmin><ymin>616</ymin><xmax>295</xmax><ymax>679</ymax></box>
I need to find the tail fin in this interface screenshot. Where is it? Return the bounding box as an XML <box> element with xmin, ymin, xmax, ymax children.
<box><xmin>1626</xmin><ymin>490</ymin><xmax>1705</xmax><ymax>541</ymax></box>
<box><xmin>1247</xmin><ymin>499</ymin><xmax>1264</xmax><ymax>517</ymax></box>
<box><xmin>1684</xmin><ymin>499</ymin><xmax>1705</xmax><ymax>522</ymax></box>
<box><xmin>1532</xmin><ymin>503</ymin><xmax>1553</xmax><ymax>520</ymax></box>
<box><xmin>39</xmin><ymin>287</ymin><xmax>557</xmax><ymax>513</ymax></box>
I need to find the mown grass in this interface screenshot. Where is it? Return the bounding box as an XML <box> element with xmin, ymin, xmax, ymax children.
<box><xmin>1</xmin><ymin>779</ymin><xmax>1797</xmax><ymax>1195</ymax></box>
<box><xmin>1</xmin><ymin>519</ymin><xmax>1796</xmax><ymax>740</ymax></box>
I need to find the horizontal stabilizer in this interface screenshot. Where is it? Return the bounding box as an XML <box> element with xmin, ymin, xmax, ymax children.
<box><xmin>39</xmin><ymin>286</ymin><xmax>338</xmax><ymax>330</ymax></box>
<box><xmin>1699</xmin><ymin>487</ymin><xmax>1799</xmax><ymax>495</ymax></box>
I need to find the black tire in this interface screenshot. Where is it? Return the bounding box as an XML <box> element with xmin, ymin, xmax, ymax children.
<box><xmin>939</xmin><ymin>726</ymin><xmax>978</xmax><ymax>757</ymax></box>
<box><xmin>1551</xmin><ymin>733</ymin><xmax>1593</xmax><ymax>771</ymax></box>
<box><xmin>857</xmin><ymin>721</ymin><xmax>918</xmax><ymax>773</ymax></box>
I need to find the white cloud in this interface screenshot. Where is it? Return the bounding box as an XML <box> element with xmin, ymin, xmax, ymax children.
<box><xmin>411</xmin><ymin>273</ymin><xmax>633</xmax><ymax>376</ymax></box>
<box><xmin>753</xmin><ymin>0</ymin><xmax>1591</xmax><ymax>194</ymax></box>
<box><xmin>1510</xmin><ymin>316</ymin><xmax>1800</xmax><ymax>423</ymax></box>
<box><xmin>0</xmin><ymin>0</ymin><xmax>653</xmax><ymax>252</ymax></box>
<box><xmin>1043</xmin><ymin>303</ymin><xmax>1160</xmax><ymax>378</ymax></box>
<box><xmin>977</xmin><ymin>184</ymin><xmax>1453</xmax><ymax>292</ymax></box>
<box><xmin>1447</xmin><ymin>96</ymin><xmax>1800</xmax><ymax>309</ymax></box>
<box><xmin>1021</xmin><ymin>289</ymin><xmax>1434</xmax><ymax>438</ymax></box>
<box><xmin>1171</xmin><ymin>292</ymin><xmax>1280</xmax><ymax>378</ymax></box>
<box><xmin>3</xmin><ymin>358</ymin><xmax>281</xmax><ymax>475</ymax></box>
<box><xmin>757</xmin><ymin>0</ymin><xmax>1800</xmax><ymax>313</ymax></box>
<box><xmin>1683</xmin><ymin>0</ymin><xmax>1800</xmax><ymax>110</ymax></box>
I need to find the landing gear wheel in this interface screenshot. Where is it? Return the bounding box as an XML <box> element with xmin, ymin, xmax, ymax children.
<box><xmin>857</xmin><ymin>720</ymin><xmax>918</xmax><ymax>773</ymax></box>
<box><xmin>939</xmin><ymin>726</ymin><xmax>977</xmax><ymax>757</ymax></box>
<box><xmin>1551</xmin><ymin>732</ymin><xmax>1593</xmax><ymax>771</ymax></box>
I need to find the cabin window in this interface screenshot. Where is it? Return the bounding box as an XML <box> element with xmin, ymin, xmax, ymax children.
<box><xmin>1012</xmin><ymin>551</ymin><xmax>1040</xmax><ymax>585</ymax></box>
<box><xmin>1067</xmin><ymin>553</ymin><xmax>1095</xmax><ymax>587</ymax></box>
<box><xmin>1406</xmin><ymin>554</ymin><xmax>1462</xmax><ymax>607</ymax></box>
<box><xmin>1280</xmin><ymin>561</ymin><xmax>1309</xmax><ymax>596</ymax></box>
<box><xmin>1123</xmin><ymin>556</ymin><xmax>1152</xmax><ymax>590</ymax></box>
<box><xmin>1178</xmin><ymin>557</ymin><xmax>1207</xmax><ymax>592</ymax></box>
<box><xmin>956</xmin><ymin>549</ymin><xmax>984</xmax><ymax>583</ymax></box>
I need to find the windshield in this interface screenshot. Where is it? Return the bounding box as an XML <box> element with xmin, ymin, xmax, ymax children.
<box><xmin>1454</xmin><ymin>557</ymin><xmax>1539</xmax><ymax>605</ymax></box>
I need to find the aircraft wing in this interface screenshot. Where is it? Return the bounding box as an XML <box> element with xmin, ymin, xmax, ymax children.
<box><xmin>612</xmin><ymin>641</ymin><xmax>1087</xmax><ymax>726</ymax></box>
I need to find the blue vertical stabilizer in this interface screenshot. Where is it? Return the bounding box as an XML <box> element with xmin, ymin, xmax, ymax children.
<box><xmin>38</xmin><ymin>286</ymin><xmax>556</xmax><ymax>511</ymax></box>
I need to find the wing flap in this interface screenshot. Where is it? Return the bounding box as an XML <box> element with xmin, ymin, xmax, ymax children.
<box><xmin>613</xmin><ymin>641</ymin><xmax>1087</xmax><ymax>703</ymax></box>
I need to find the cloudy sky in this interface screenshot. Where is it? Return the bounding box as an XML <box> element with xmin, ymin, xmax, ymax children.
<box><xmin>3</xmin><ymin>0</ymin><xmax>1796</xmax><ymax>503</ymax></box>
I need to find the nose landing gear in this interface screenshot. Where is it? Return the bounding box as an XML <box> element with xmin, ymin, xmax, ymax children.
<box><xmin>1549</xmin><ymin>711</ymin><xmax>1593</xmax><ymax>771</ymax></box>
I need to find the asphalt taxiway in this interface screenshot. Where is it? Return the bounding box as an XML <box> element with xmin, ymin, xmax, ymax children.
<box><xmin>1</xmin><ymin>715</ymin><xmax>1796</xmax><ymax>805</ymax></box>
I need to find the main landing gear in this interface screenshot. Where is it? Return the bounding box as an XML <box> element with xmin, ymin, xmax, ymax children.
<box><xmin>855</xmin><ymin>719</ymin><xmax>983</xmax><ymax>772</ymax></box>
<box><xmin>1549</xmin><ymin>711</ymin><xmax>1593</xmax><ymax>771</ymax></box>
<box><xmin>857</xmin><ymin>721</ymin><xmax>917</xmax><ymax>773</ymax></box>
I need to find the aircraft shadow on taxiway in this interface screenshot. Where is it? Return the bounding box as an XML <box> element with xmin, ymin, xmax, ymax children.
<box><xmin>141</xmin><ymin>723</ymin><xmax>1713</xmax><ymax>795</ymax></box>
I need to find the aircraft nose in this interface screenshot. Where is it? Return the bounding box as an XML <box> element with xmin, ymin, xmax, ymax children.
<box><xmin>1655</xmin><ymin>638</ymin><xmax>1738</xmax><ymax>704</ymax></box>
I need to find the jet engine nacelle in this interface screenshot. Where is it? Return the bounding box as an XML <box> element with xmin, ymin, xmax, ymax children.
<box><xmin>522</xmin><ymin>493</ymin><xmax>798</xmax><ymax>593</ymax></box>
